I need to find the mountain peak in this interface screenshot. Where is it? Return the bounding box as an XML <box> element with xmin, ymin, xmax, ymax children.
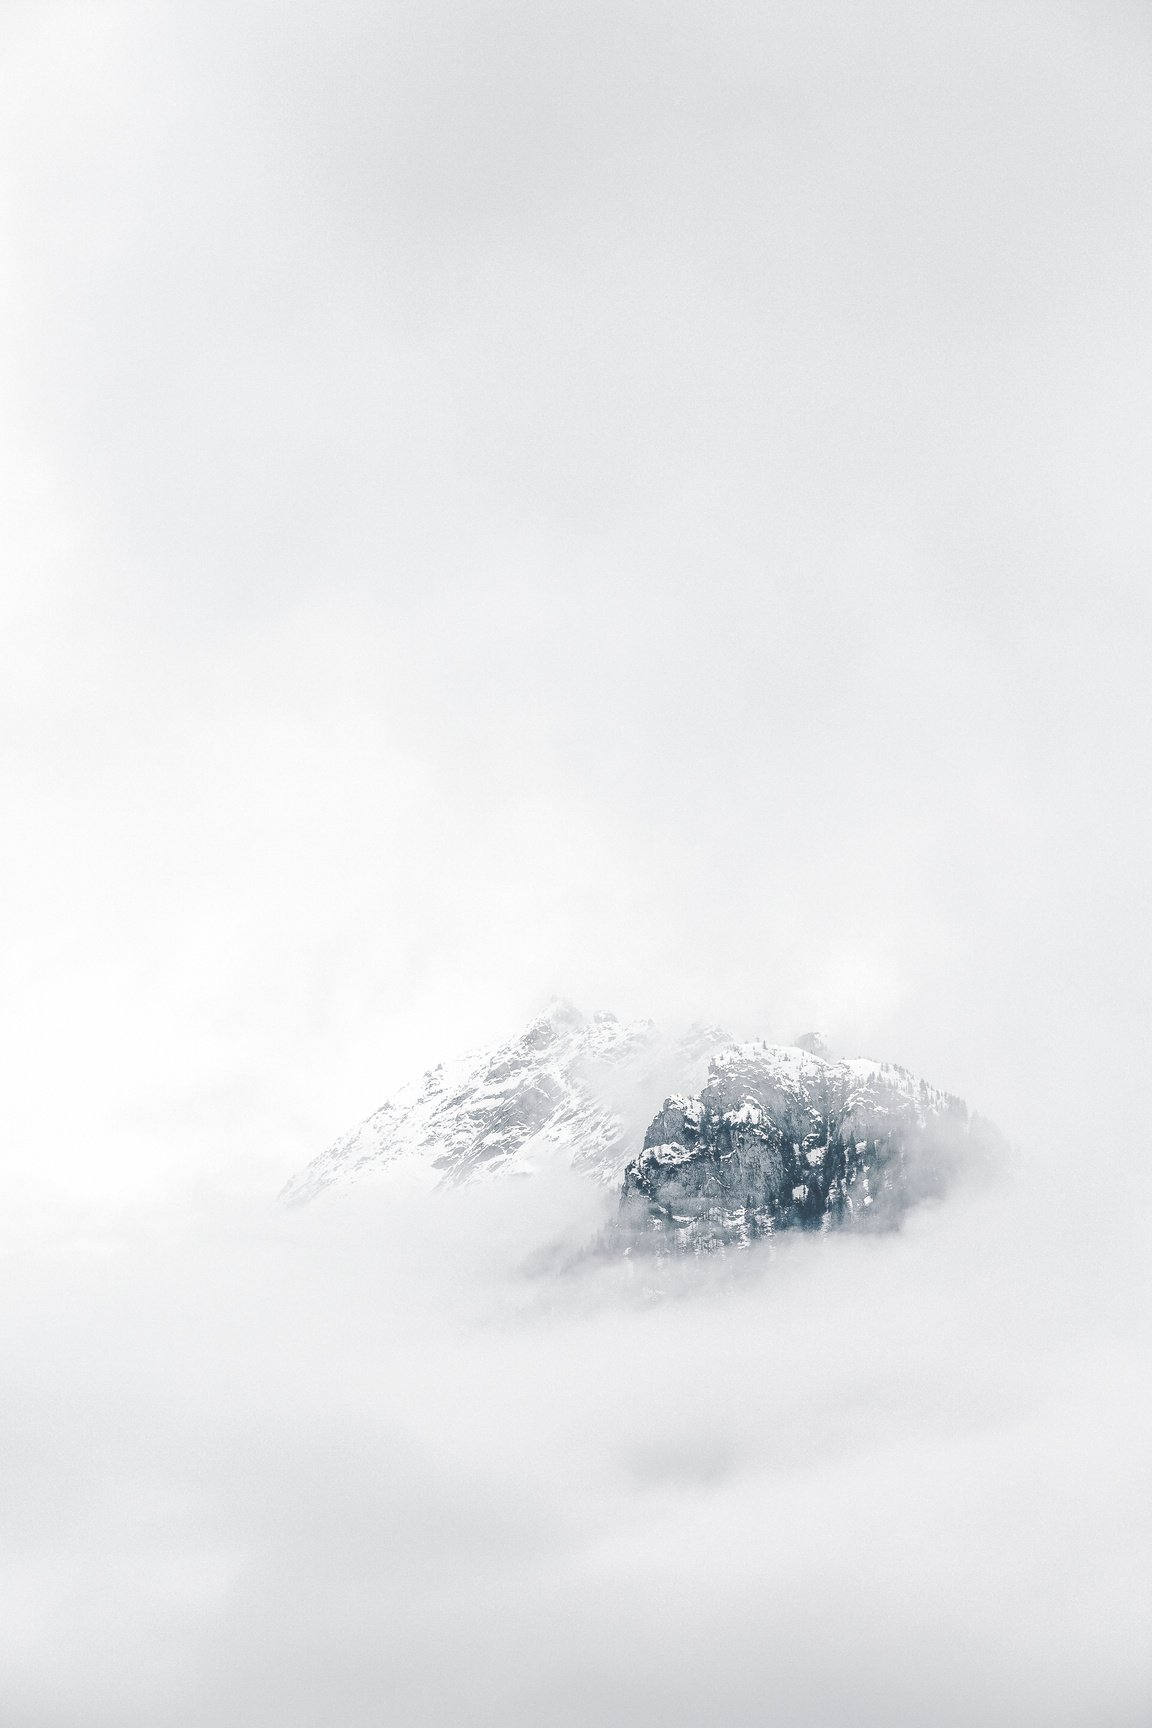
<box><xmin>281</xmin><ymin>1007</ymin><xmax>729</xmax><ymax>1204</ymax></box>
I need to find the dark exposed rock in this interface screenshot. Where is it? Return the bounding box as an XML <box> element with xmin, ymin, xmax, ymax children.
<box><xmin>615</xmin><ymin>1043</ymin><xmax>1001</xmax><ymax>1253</ymax></box>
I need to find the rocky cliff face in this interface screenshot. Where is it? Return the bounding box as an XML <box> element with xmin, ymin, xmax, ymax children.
<box><xmin>281</xmin><ymin>1002</ymin><xmax>732</xmax><ymax>1202</ymax></box>
<box><xmin>617</xmin><ymin>1042</ymin><xmax>999</xmax><ymax>1252</ymax></box>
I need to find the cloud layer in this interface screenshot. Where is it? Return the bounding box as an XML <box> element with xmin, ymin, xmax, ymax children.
<box><xmin>1</xmin><ymin>1170</ymin><xmax>1147</xmax><ymax>1726</ymax></box>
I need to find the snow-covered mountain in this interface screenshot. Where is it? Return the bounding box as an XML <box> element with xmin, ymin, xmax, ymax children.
<box><xmin>281</xmin><ymin>1001</ymin><xmax>732</xmax><ymax>1203</ymax></box>
<box><xmin>283</xmin><ymin>1006</ymin><xmax>1000</xmax><ymax>1248</ymax></box>
<box><xmin>616</xmin><ymin>1041</ymin><xmax>1003</xmax><ymax>1252</ymax></box>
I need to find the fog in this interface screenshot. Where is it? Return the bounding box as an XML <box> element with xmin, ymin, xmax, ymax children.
<box><xmin>1</xmin><ymin>0</ymin><xmax>1150</xmax><ymax>1720</ymax></box>
<box><xmin>0</xmin><ymin>1168</ymin><xmax>1146</xmax><ymax>1727</ymax></box>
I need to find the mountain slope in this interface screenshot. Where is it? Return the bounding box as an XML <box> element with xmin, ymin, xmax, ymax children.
<box><xmin>281</xmin><ymin>1002</ymin><xmax>732</xmax><ymax>1203</ymax></box>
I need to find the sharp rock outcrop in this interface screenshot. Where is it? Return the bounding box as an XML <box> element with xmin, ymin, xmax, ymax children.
<box><xmin>614</xmin><ymin>1042</ymin><xmax>1001</xmax><ymax>1253</ymax></box>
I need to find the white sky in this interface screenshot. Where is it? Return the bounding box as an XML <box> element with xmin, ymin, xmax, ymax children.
<box><xmin>1</xmin><ymin>0</ymin><xmax>1150</xmax><ymax>1209</ymax></box>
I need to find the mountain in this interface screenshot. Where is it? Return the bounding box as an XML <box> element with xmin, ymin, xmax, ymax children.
<box><xmin>283</xmin><ymin>1007</ymin><xmax>1000</xmax><ymax>1248</ymax></box>
<box><xmin>615</xmin><ymin>1041</ymin><xmax>1002</xmax><ymax>1253</ymax></box>
<box><xmin>281</xmin><ymin>1001</ymin><xmax>732</xmax><ymax>1203</ymax></box>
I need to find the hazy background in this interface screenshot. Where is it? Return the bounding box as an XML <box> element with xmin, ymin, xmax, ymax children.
<box><xmin>2</xmin><ymin>0</ymin><xmax>1151</xmax><ymax>1205</ymax></box>
<box><xmin>1</xmin><ymin>2</ymin><xmax>1149</xmax><ymax>1722</ymax></box>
